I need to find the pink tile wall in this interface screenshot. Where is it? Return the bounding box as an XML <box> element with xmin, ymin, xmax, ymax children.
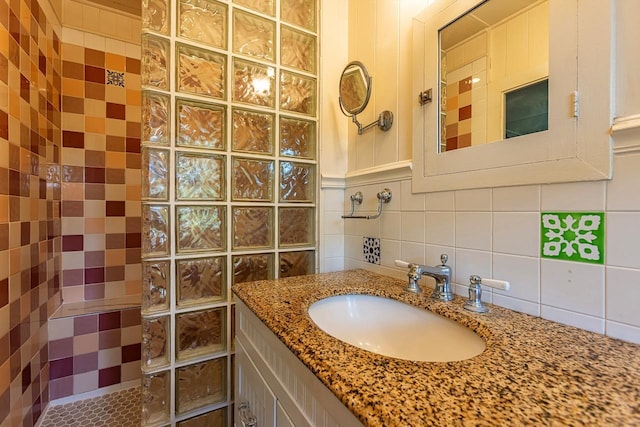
<box><xmin>48</xmin><ymin>308</ymin><xmax>141</xmax><ymax>399</ymax></box>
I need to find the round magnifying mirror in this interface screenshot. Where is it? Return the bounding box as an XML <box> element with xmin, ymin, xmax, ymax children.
<box><xmin>339</xmin><ymin>61</ymin><xmax>372</xmax><ymax>116</ymax></box>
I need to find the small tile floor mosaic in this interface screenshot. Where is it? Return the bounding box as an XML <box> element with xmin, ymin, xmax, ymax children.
<box><xmin>39</xmin><ymin>386</ymin><xmax>141</xmax><ymax>427</ymax></box>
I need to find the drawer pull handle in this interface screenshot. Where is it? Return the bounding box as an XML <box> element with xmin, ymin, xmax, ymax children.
<box><xmin>238</xmin><ymin>401</ymin><xmax>257</xmax><ymax>427</ymax></box>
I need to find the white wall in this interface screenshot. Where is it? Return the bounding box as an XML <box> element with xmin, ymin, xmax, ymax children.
<box><xmin>319</xmin><ymin>0</ymin><xmax>640</xmax><ymax>344</ymax></box>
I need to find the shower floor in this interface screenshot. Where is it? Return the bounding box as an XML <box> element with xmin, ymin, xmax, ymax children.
<box><xmin>39</xmin><ymin>386</ymin><xmax>141</xmax><ymax>427</ymax></box>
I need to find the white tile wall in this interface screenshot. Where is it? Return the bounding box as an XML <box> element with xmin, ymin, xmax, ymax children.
<box><xmin>425</xmin><ymin>212</ymin><xmax>454</xmax><ymax>246</ymax></box>
<box><xmin>606</xmin><ymin>213</ymin><xmax>640</xmax><ymax>268</ymax></box>
<box><xmin>540</xmin><ymin>259</ymin><xmax>605</xmax><ymax>317</ymax></box>
<box><xmin>607</xmin><ymin>154</ymin><xmax>640</xmax><ymax>210</ymax></box>
<box><xmin>337</xmin><ymin>165</ymin><xmax>640</xmax><ymax>344</ymax></box>
<box><xmin>493</xmin><ymin>212</ymin><xmax>539</xmax><ymax>256</ymax></box>
<box><xmin>455</xmin><ymin>212</ymin><xmax>492</xmax><ymax>250</ymax></box>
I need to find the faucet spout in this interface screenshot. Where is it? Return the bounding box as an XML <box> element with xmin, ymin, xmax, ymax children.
<box><xmin>395</xmin><ymin>254</ymin><xmax>453</xmax><ymax>301</ymax></box>
<box><xmin>422</xmin><ymin>254</ymin><xmax>453</xmax><ymax>301</ymax></box>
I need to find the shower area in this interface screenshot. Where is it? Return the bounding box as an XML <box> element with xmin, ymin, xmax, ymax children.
<box><xmin>1</xmin><ymin>0</ymin><xmax>318</xmax><ymax>425</ymax></box>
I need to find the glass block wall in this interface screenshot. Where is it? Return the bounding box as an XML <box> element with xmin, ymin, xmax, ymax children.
<box><xmin>139</xmin><ymin>0</ymin><xmax>318</xmax><ymax>425</ymax></box>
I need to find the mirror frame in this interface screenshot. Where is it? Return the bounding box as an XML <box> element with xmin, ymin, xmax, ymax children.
<box><xmin>339</xmin><ymin>61</ymin><xmax>372</xmax><ymax>116</ymax></box>
<box><xmin>411</xmin><ymin>0</ymin><xmax>613</xmax><ymax>192</ymax></box>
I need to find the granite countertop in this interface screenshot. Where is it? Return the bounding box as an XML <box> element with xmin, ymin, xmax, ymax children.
<box><xmin>232</xmin><ymin>269</ymin><xmax>640</xmax><ymax>426</ymax></box>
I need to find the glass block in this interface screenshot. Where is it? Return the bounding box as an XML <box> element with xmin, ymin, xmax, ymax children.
<box><xmin>142</xmin><ymin>260</ymin><xmax>170</xmax><ymax>314</ymax></box>
<box><xmin>279</xmin><ymin>250</ymin><xmax>315</xmax><ymax>278</ymax></box>
<box><xmin>232</xmin><ymin>59</ymin><xmax>275</xmax><ymax>108</ymax></box>
<box><xmin>177</xmin><ymin>307</ymin><xmax>226</xmax><ymax>361</ymax></box>
<box><xmin>234</xmin><ymin>0</ymin><xmax>274</xmax><ymax>16</ymax></box>
<box><xmin>177</xmin><ymin>256</ymin><xmax>226</xmax><ymax>306</ymax></box>
<box><xmin>176</xmin><ymin>152</ymin><xmax>225</xmax><ymax>201</ymax></box>
<box><xmin>279</xmin><ymin>161</ymin><xmax>315</xmax><ymax>202</ymax></box>
<box><xmin>141</xmin><ymin>370</ymin><xmax>170</xmax><ymax>426</ymax></box>
<box><xmin>281</xmin><ymin>0</ymin><xmax>316</xmax><ymax>31</ymax></box>
<box><xmin>142</xmin><ymin>0</ymin><xmax>170</xmax><ymax>34</ymax></box>
<box><xmin>179</xmin><ymin>0</ymin><xmax>228</xmax><ymax>49</ymax></box>
<box><xmin>233</xmin><ymin>9</ymin><xmax>275</xmax><ymax>62</ymax></box>
<box><xmin>280</xmin><ymin>25</ymin><xmax>316</xmax><ymax>73</ymax></box>
<box><xmin>142</xmin><ymin>148</ymin><xmax>169</xmax><ymax>200</ymax></box>
<box><xmin>232</xmin><ymin>253</ymin><xmax>274</xmax><ymax>285</ymax></box>
<box><xmin>280</xmin><ymin>71</ymin><xmax>316</xmax><ymax>116</ymax></box>
<box><xmin>177</xmin><ymin>408</ymin><xmax>227</xmax><ymax>427</ymax></box>
<box><xmin>177</xmin><ymin>205</ymin><xmax>225</xmax><ymax>253</ymax></box>
<box><xmin>142</xmin><ymin>34</ymin><xmax>170</xmax><ymax>90</ymax></box>
<box><xmin>231</xmin><ymin>157</ymin><xmax>274</xmax><ymax>201</ymax></box>
<box><xmin>142</xmin><ymin>204</ymin><xmax>170</xmax><ymax>257</ymax></box>
<box><xmin>142</xmin><ymin>91</ymin><xmax>170</xmax><ymax>145</ymax></box>
<box><xmin>280</xmin><ymin>116</ymin><xmax>316</xmax><ymax>159</ymax></box>
<box><xmin>279</xmin><ymin>207</ymin><xmax>314</xmax><ymax>247</ymax></box>
<box><xmin>177</xmin><ymin>98</ymin><xmax>225</xmax><ymax>150</ymax></box>
<box><xmin>232</xmin><ymin>207</ymin><xmax>273</xmax><ymax>250</ymax></box>
<box><xmin>177</xmin><ymin>43</ymin><xmax>226</xmax><ymax>99</ymax></box>
<box><xmin>231</xmin><ymin>108</ymin><xmax>274</xmax><ymax>154</ymax></box>
<box><xmin>176</xmin><ymin>357</ymin><xmax>226</xmax><ymax>414</ymax></box>
<box><xmin>142</xmin><ymin>315</ymin><xmax>169</xmax><ymax>370</ymax></box>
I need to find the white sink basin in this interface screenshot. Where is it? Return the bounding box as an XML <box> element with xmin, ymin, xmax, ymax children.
<box><xmin>308</xmin><ymin>294</ymin><xmax>486</xmax><ymax>362</ymax></box>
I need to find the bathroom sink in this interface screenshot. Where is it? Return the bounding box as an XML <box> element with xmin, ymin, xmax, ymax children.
<box><xmin>308</xmin><ymin>294</ymin><xmax>485</xmax><ymax>362</ymax></box>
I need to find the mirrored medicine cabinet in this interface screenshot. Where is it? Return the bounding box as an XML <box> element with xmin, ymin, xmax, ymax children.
<box><xmin>411</xmin><ymin>0</ymin><xmax>613</xmax><ymax>192</ymax></box>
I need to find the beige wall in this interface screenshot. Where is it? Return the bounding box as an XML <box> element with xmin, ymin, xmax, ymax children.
<box><xmin>62</xmin><ymin>0</ymin><xmax>141</xmax><ymax>43</ymax></box>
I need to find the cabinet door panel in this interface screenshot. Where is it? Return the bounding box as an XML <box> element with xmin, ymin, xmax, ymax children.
<box><xmin>236</xmin><ymin>341</ymin><xmax>276</xmax><ymax>426</ymax></box>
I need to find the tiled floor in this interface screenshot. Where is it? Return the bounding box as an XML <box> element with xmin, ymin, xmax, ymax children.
<box><xmin>39</xmin><ymin>386</ymin><xmax>141</xmax><ymax>427</ymax></box>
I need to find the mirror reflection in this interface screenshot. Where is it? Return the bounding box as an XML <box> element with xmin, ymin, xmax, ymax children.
<box><xmin>439</xmin><ymin>0</ymin><xmax>548</xmax><ymax>152</ymax></box>
<box><xmin>339</xmin><ymin>61</ymin><xmax>371</xmax><ymax>115</ymax></box>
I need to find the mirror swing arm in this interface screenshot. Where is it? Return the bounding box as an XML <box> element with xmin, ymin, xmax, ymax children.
<box><xmin>339</xmin><ymin>101</ymin><xmax>394</xmax><ymax>135</ymax></box>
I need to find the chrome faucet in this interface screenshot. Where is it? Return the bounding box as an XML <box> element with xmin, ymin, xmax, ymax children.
<box><xmin>395</xmin><ymin>254</ymin><xmax>454</xmax><ymax>301</ymax></box>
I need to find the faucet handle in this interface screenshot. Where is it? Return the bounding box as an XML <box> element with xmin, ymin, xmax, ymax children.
<box><xmin>463</xmin><ymin>275</ymin><xmax>511</xmax><ymax>314</ymax></box>
<box><xmin>394</xmin><ymin>260</ymin><xmax>411</xmax><ymax>268</ymax></box>
<box><xmin>440</xmin><ymin>254</ymin><xmax>448</xmax><ymax>265</ymax></box>
<box><xmin>395</xmin><ymin>260</ymin><xmax>423</xmax><ymax>294</ymax></box>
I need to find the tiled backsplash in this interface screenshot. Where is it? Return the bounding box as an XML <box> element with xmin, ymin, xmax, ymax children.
<box><xmin>342</xmin><ymin>152</ymin><xmax>640</xmax><ymax>344</ymax></box>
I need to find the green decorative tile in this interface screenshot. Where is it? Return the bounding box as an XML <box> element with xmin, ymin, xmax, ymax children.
<box><xmin>541</xmin><ymin>212</ymin><xmax>605</xmax><ymax>264</ymax></box>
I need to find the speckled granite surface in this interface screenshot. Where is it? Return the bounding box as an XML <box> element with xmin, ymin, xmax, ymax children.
<box><xmin>232</xmin><ymin>269</ymin><xmax>640</xmax><ymax>427</ymax></box>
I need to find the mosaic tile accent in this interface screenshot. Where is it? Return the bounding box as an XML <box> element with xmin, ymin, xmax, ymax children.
<box><xmin>541</xmin><ymin>212</ymin><xmax>605</xmax><ymax>264</ymax></box>
<box><xmin>363</xmin><ymin>237</ymin><xmax>381</xmax><ymax>265</ymax></box>
<box><xmin>39</xmin><ymin>386</ymin><xmax>141</xmax><ymax>427</ymax></box>
<box><xmin>107</xmin><ymin>69</ymin><xmax>126</xmax><ymax>87</ymax></box>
